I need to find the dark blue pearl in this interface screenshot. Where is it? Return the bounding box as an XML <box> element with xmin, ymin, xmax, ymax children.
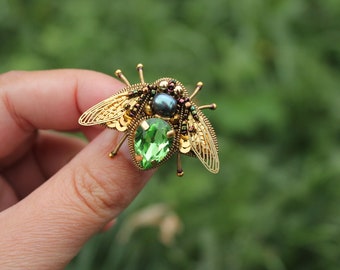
<box><xmin>152</xmin><ymin>93</ymin><xmax>177</xmax><ymax>117</ymax></box>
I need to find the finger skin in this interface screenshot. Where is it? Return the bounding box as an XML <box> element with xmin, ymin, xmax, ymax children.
<box><xmin>0</xmin><ymin>130</ymin><xmax>153</xmax><ymax>269</ymax></box>
<box><xmin>2</xmin><ymin>131</ymin><xmax>87</xmax><ymax>202</ymax></box>
<box><xmin>0</xmin><ymin>176</ymin><xmax>18</xmax><ymax>211</ymax></box>
<box><xmin>0</xmin><ymin>69</ymin><xmax>124</xmax><ymax>167</ymax></box>
<box><xmin>0</xmin><ymin>70</ymin><xmax>155</xmax><ymax>269</ymax></box>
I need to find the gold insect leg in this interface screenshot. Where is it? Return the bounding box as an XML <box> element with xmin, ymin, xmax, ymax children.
<box><xmin>136</xmin><ymin>63</ymin><xmax>145</xmax><ymax>84</ymax></box>
<box><xmin>177</xmin><ymin>152</ymin><xmax>184</xmax><ymax>177</ymax></box>
<box><xmin>114</xmin><ymin>69</ymin><xmax>131</xmax><ymax>86</ymax></box>
<box><xmin>109</xmin><ymin>132</ymin><xmax>129</xmax><ymax>157</ymax></box>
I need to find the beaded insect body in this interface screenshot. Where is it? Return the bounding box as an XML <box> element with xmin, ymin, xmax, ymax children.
<box><xmin>78</xmin><ymin>64</ymin><xmax>219</xmax><ymax>176</ymax></box>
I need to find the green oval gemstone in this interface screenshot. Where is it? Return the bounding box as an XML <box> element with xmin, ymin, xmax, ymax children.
<box><xmin>134</xmin><ymin>118</ymin><xmax>173</xmax><ymax>169</ymax></box>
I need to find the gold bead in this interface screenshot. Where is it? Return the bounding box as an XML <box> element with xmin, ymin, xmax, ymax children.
<box><xmin>114</xmin><ymin>69</ymin><xmax>122</xmax><ymax>77</ymax></box>
<box><xmin>177</xmin><ymin>171</ymin><xmax>184</xmax><ymax>177</ymax></box>
<box><xmin>174</xmin><ymin>85</ymin><xmax>183</xmax><ymax>96</ymax></box>
<box><xmin>159</xmin><ymin>80</ymin><xmax>168</xmax><ymax>91</ymax></box>
<box><xmin>144</xmin><ymin>104</ymin><xmax>153</xmax><ymax>115</ymax></box>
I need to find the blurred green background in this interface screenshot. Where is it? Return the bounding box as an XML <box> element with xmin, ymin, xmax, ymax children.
<box><xmin>2</xmin><ymin>0</ymin><xmax>340</xmax><ymax>269</ymax></box>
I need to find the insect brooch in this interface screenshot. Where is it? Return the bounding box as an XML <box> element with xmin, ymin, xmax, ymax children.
<box><xmin>78</xmin><ymin>64</ymin><xmax>219</xmax><ymax>176</ymax></box>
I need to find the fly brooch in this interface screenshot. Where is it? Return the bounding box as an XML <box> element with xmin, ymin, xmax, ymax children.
<box><xmin>79</xmin><ymin>64</ymin><xmax>219</xmax><ymax>176</ymax></box>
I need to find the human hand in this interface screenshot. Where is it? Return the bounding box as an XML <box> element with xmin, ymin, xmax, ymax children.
<box><xmin>0</xmin><ymin>69</ymin><xmax>154</xmax><ymax>269</ymax></box>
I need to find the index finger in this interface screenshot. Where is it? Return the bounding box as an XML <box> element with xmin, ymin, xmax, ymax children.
<box><xmin>0</xmin><ymin>69</ymin><xmax>124</xmax><ymax>161</ymax></box>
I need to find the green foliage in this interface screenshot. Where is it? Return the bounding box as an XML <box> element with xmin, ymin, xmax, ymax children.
<box><xmin>2</xmin><ymin>0</ymin><xmax>340</xmax><ymax>269</ymax></box>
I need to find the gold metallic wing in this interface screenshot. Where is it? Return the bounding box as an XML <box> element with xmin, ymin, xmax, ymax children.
<box><xmin>79</xmin><ymin>92</ymin><xmax>138</xmax><ymax>126</ymax></box>
<box><xmin>187</xmin><ymin>110</ymin><xmax>219</xmax><ymax>173</ymax></box>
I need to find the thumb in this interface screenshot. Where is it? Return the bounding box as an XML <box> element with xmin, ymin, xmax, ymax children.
<box><xmin>0</xmin><ymin>129</ymin><xmax>154</xmax><ymax>270</ymax></box>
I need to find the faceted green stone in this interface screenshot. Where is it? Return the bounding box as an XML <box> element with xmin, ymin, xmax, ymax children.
<box><xmin>134</xmin><ymin>118</ymin><xmax>173</xmax><ymax>169</ymax></box>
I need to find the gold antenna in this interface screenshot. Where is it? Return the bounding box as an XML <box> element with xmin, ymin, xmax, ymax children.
<box><xmin>114</xmin><ymin>69</ymin><xmax>131</xmax><ymax>86</ymax></box>
<box><xmin>190</xmin><ymin>82</ymin><xmax>203</xmax><ymax>99</ymax></box>
<box><xmin>136</xmin><ymin>63</ymin><xmax>145</xmax><ymax>84</ymax></box>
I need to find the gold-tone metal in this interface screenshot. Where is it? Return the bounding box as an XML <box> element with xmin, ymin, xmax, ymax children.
<box><xmin>180</xmin><ymin>139</ymin><xmax>191</xmax><ymax>148</ymax></box>
<box><xmin>109</xmin><ymin>133</ymin><xmax>129</xmax><ymax>157</ymax></box>
<box><xmin>136</xmin><ymin>63</ymin><xmax>145</xmax><ymax>84</ymax></box>
<box><xmin>179</xmin><ymin>137</ymin><xmax>191</xmax><ymax>154</ymax></box>
<box><xmin>181</xmin><ymin>134</ymin><xmax>189</xmax><ymax>141</ymax></box>
<box><xmin>140</xmin><ymin>120</ymin><xmax>150</xmax><ymax>131</ymax></box>
<box><xmin>135</xmin><ymin>155</ymin><xmax>143</xmax><ymax>162</ymax></box>
<box><xmin>177</xmin><ymin>153</ymin><xmax>184</xmax><ymax>177</ymax></box>
<box><xmin>144</xmin><ymin>105</ymin><xmax>153</xmax><ymax>115</ymax></box>
<box><xmin>189</xmin><ymin>81</ymin><xmax>203</xmax><ymax>99</ymax></box>
<box><xmin>115</xmin><ymin>69</ymin><xmax>131</xmax><ymax>86</ymax></box>
<box><xmin>78</xmin><ymin>64</ymin><xmax>219</xmax><ymax>175</ymax></box>
<box><xmin>174</xmin><ymin>85</ymin><xmax>183</xmax><ymax>96</ymax></box>
<box><xmin>167</xmin><ymin>130</ymin><xmax>175</xmax><ymax>138</ymax></box>
<box><xmin>116</xmin><ymin>117</ymin><xmax>129</xmax><ymax>131</ymax></box>
<box><xmin>177</xmin><ymin>171</ymin><xmax>184</xmax><ymax>177</ymax></box>
<box><xmin>186</xmin><ymin>113</ymin><xmax>219</xmax><ymax>173</ymax></box>
<box><xmin>123</xmin><ymin>113</ymin><xmax>132</xmax><ymax>122</ymax></box>
<box><xmin>159</xmin><ymin>80</ymin><xmax>168</xmax><ymax>91</ymax></box>
<box><xmin>199</xmin><ymin>103</ymin><xmax>217</xmax><ymax>110</ymax></box>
